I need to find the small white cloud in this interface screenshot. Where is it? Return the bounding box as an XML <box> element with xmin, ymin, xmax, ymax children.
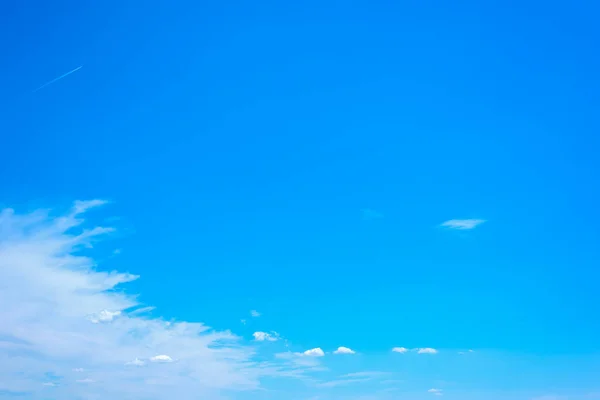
<box><xmin>42</xmin><ymin>382</ymin><xmax>57</xmax><ymax>387</ymax></box>
<box><xmin>73</xmin><ymin>199</ymin><xmax>108</xmax><ymax>214</ymax></box>
<box><xmin>458</xmin><ymin>349</ymin><xmax>474</xmax><ymax>355</ymax></box>
<box><xmin>417</xmin><ymin>348</ymin><xmax>438</xmax><ymax>354</ymax></box>
<box><xmin>72</xmin><ymin>368</ymin><xmax>84</xmax><ymax>372</ymax></box>
<box><xmin>88</xmin><ymin>309</ymin><xmax>121</xmax><ymax>324</ymax></box>
<box><xmin>125</xmin><ymin>358</ymin><xmax>145</xmax><ymax>366</ymax></box>
<box><xmin>303</xmin><ymin>348</ymin><xmax>325</xmax><ymax>357</ymax></box>
<box><xmin>440</xmin><ymin>219</ymin><xmax>485</xmax><ymax>230</ymax></box>
<box><xmin>250</xmin><ymin>310</ymin><xmax>261</xmax><ymax>317</ymax></box>
<box><xmin>76</xmin><ymin>378</ymin><xmax>95</xmax><ymax>384</ymax></box>
<box><xmin>333</xmin><ymin>346</ymin><xmax>355</xmax><ymax>355</ymax></box>
<box><xmin>428</xmin><ymin>388</ymin><xmax>443</xmax><ymax>396</ymax></box>
<box><xmin>241</xmin><ymin>319</ymin><xmax>247</xmax><ymax>325</ymax></box>
<box><xmin>112</xmin><ymin>248</ymin><xmax>122</xmax><ymax>255</ymax></box>
<box><xmin>253</xmin><ymin>331</ymin><xmax>279</xmax><ymax>342</ymax></box>
<box><xmin>392</xmin><ymin>347</ymin><xmax>408</xmax><ymax>354</ymax></box>
<box><xmin>150</xmin><ymin>355</ymin><xmax>173</xmax><ymax>363</ymax></box>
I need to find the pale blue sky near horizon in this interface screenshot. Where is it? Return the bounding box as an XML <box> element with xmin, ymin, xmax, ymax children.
<box><xmin>1</xmin><ymin>1</ymin><xmax>599</xmax><ymax>399</ymax></box>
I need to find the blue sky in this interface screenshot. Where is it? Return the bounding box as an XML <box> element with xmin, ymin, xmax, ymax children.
<box><xmin>1</xmin><ymin>1</ymin><xmax>599</xmax><ymax>399</ymax></box>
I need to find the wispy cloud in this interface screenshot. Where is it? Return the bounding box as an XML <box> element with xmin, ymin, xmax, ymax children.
<box><xmin>150</xmin><ymin>355</ymin><xmax>174</xmax><ymax>363</ymax></box>
<box><xmin>250</xmin><ymin>310</ymin><xmax>261</xmax><ymax>317</ymax></box>
<box><xmin>417</xmin><ymin>348</ymin><xmax>438</xmax><ymax>354</ymax></box>
<box><xmin>440</xmin><ymin>219</ymin><xmax>486</xmax><ymax>230</ymax></box>
<box><xmin>0</xmin><ymin>201</ymin><xmax>291</xmax><ymax>399</ymax></box>
<box><xmin>253</xmin><ymin>331</ymin><xmax>279</xmax><ymax>342</ymax></box>
<box><xmin>392</xmin><ymin>347</ymin><xmax>438</xmax><ymax>354</ymax></box>
<box><xmin>125</xmin><ymin>358</ymin><xmax>145</xmax><ymax>367</ymax></box>
<box><xmin>88</xmin><ymin>309</ymin><xmax>121</xmax><ymax>324</ymax></box>
<box><xmin>32</xmin><ymin>65</ymin><xmax>83</xmax><ymax>92</ymax></box>
<box><xmin>317</xmin><ymin>371</ymin><xmax>388</xmax><ymax>388</ymax></box>
<box><xmin>333</xmin><ymin>346</ymin><xmax>355</xmax><ymax>355</ymax></box>
<box><xmin>428</xmin><ymin>388</ymin><xmax>443</xmax><ymax>396</ymax></box>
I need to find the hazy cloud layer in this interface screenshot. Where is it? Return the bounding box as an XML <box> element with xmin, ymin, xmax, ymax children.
<box><xmin>0</xmin><ymin>201</ymin><xmax>283</xmax><ymax>399</ymax></box>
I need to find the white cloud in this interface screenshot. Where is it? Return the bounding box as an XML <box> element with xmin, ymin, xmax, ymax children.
<box><xmin>250</xmin><ymin>310</ymin><xmax>261</xmax><ymax>317</ymax></box>
<box><xmin>391</xmin><ymin>347</ymin><xmax>408</xmax><ymax>353</ymax></box>
<box><xmin>240</xmin><ymin>319</ymin><xmax>247</xmax><ymax>325</ymax></box>
<box><xmin>150</xmin><ymin>355</ymin><xmax>174</xmax><ymax>363</ymax></box>
<box><xmin>417</xmin><ymin>348</ymin><xmax>438</xmax><ymax>354</ymax></box>
<box><xmin>428</xmin><ymin>388</ymin><xmax>443</xmax><ymax>396</ymax></box>
<box><xmin>0</xmin><ymin>201</ymin><xmax>298</xmax><ymax>399</ymax></box>
<box><xmin>333</xmin><ymin>346</ymin><xmax>355</xmax><ymax>354</ymax></box>
<box><xmin>88</xmin><ymin>309</ymin><xmax>121</xmax><ymax>323</ymax></box>
<box><xmin>303</xmin><ymin>348</ymin><xmax>325</xmax><ymax>357</ymax></box>
<box><xmin>253</xmin><ymin>332</ymin><xmax>279</xmax><ymax>342</ymax></box>
<box><xmin>440</xmin><ymin>219</ymin><xmax>486</xmax><ymax>230</ymax></box>
<box><xmin>125</xmin><ymin>358</ymin><xmax>145</xmax><ymax>366</ymax></box>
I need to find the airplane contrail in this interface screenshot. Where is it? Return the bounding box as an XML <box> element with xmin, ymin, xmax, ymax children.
<box><xmin>33</xmin><ymin>65</ymin><xmax>83</xmax><ymax>92</ymax></box>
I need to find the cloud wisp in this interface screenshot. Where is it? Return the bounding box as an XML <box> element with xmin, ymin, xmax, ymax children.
<box><xmin>253</xmin><ymin>331</ymin><xmax>279</xmax><ymax>342</ymax></box>
<box><xmin>0</xmin><ymin>201</ymin><xmax>290</xmax><ymax>399</ymax></box>
<box><xmin>392</xmin><ymin>347</ymin><xmax>438</xmax><ymax>354</ymax></box>
<box><xmin>440</xmin><ymin>219</ymin><xmax>486</xmax><ymax>230</ymax></box>
<box><xmin>32</xmin><ymin>65</ymin><xmax>83</xmax><ymax>92</ymax></box>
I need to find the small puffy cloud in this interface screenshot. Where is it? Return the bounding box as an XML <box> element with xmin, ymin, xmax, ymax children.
<box><xmin>88</xmin><ymin>309</ymin><xmax>121</xmax><ymax>324</ymax></box>
<box><xmin>333</xmin><ymin>346</ymin><xmax>355</xmax><ymax>355</ymax></box>
<box><xmin>150</xmin><ymin>355</ymin><xmax>174</xmax><ymax>363</ymax></box>
<box><xmin>417</xmin><ymin>348</ymin><xmax>438</xmax><ymax>354</ymax></box>
<box><xmin>303</xmin><ymin>348</ymin><xmax>325</xmax><ymax>357</ymax></box>
<box><xmin>391</xmin><ymin>347</ymin><xmax>408</xmax><ymax>354</ymax></box>
<box><xmin>440</xmin><ymin>219</ymin><xmax>485</xmax><ymax>230</ymax></box>
<box><xmin>253</xmin><ymin>332</ymin><xmax>279</xmax><ymax>342</ymax></box>
<box><xmin>250</xmin><ymin>310</ymin><xmax>261</xmax><ymax>317</ymax></box>
<box><xmin>428</xmin><ymin>388</ymin><xmax>443</xmax><ymax>396</ymax></box>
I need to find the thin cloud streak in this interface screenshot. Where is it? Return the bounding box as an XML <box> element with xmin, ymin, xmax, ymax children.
<box><xmin>32</xmin><ymin>65</ymin><xmax>83</xmax><ymax>92</ymax></box>
<box><xmin>440</xmin><ymin>219</ymin><xmax>486</xmax><ymax>230</ymax></box>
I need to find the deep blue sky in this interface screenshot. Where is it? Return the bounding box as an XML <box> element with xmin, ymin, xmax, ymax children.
<box><xmin>1</xmin><ymin>1</ymin><xmax>599</xmax><ymax>398</ymax></box>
